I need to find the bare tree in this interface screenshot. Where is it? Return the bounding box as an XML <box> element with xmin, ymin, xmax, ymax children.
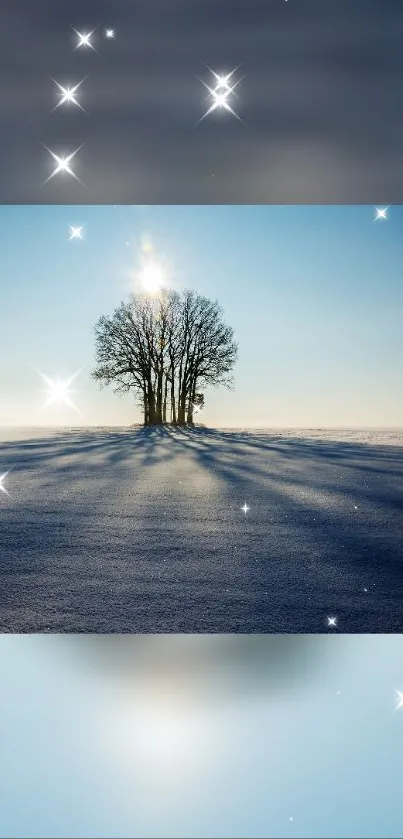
<box><xmin>183</xmin><ymin>294</ymin><xmax>238</xmax><ymax>424</ymax></box>
<box><xmin>92</xmin><ymin>289</ymin><xmax>238</xmax><ymax>426</ymax></box>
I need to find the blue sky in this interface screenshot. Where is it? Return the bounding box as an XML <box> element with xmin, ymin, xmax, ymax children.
<box><xmin>1</xmin><ymin>204</ymin><xmax>402</xmax><ymax>427</ymax></box>
<box><xmin>1</xmin><ymin>634</ymin><xmax>403</xmax><ymax>838</ymax></box>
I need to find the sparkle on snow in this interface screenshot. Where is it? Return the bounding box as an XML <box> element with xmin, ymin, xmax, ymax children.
<box><xmin>105</xmin><ymin>28</ymin><xmax>115</xmax><ymax>38</ymax></box>
<box><xmin>51</xmin><ymin>77</ymin><xmax>88</xmax><ymax>113</ymax></box>
<box><xmin>0</xmin><ymin>471</ymin><xmax>10</xmax><ymax>496</ymax></box>
<box><xmin>327</xmin><ymin>616</ymin><xmax>337</xmax><ymax>628</ymax></box>
<box><xmin>241</xmin><ymin>502</ymin><xmax>249</xmax><ymax>515</ymax></box>
<box><xmin>69</xmin><ymin>225</ymin><xmax>83</xmax><ymax>240</ymax></box>
<box><xmin>43</xmin><ymin>145</ymin><xmax>83</xmax><ymax>185</ymax></box>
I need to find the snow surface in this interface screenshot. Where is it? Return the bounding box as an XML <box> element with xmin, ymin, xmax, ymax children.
<box><xmin>1</xmin><ymin>425</ymin><xmax>403</xmax><ymax>632</ymax></box>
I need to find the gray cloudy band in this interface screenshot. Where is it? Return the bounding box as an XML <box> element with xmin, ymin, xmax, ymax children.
<box><xmin>0</xmin><ymin>0</ymin><xmax>401</xmax><ymax>203</ymax></box>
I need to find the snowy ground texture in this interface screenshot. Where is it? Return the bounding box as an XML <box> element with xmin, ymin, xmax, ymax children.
<box><xmin>1</xmin><ymin>425</ymin><xmax>403</xmax><ymax>632</ymax></box>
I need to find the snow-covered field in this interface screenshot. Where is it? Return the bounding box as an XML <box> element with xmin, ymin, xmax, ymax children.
<box><xmin>1</xmin><ymin>425</ymin><xmax>403</xmax><ymax>632</ymax></box>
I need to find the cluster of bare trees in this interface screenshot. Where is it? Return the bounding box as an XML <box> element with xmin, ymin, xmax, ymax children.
<box><xmin>92</xmin><ymin>289</ymin><xmax>238</xmax><ymax>425</ymax></box>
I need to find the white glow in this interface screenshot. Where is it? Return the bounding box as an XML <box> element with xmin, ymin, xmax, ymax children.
<box><xmin>327</xmin><ymin>616</ymin><xmax>337</xmax><ymax>628</ymax></box>
<box><xmin>38</xmin><ymin>370</ymin><xmax>82</xmax><ymax>411</ymax></box>
<box><xmin>374</xmin><ymin>206</ymin><xmax>389</xmax><ymax>221</ymax></box>
<box><xmin>395</xmin><ymin>690</ymin><xmax>403</xmax><ymax>710</ymax></box>
<box><xmin>139</xmin><ymin>261</ymin><xmax>166</xmax><ymax>295</ymax></box>
<box><xmin>104</xmin><ymin>688</ymin><xmax>214</xmax><ymax>782</ymax></box>
<box><xmin>241</xmin><ymin>501</ymin><xmax>249</xmax><ymax>515</ymax></box>
<box><xmin>213</xmin><ymin>89</ymin><xmax>231</xmax><ymax>108</ymax></box>
<box><xmin>105</xmin><ymin>28</ymin><xmax>115</xmax><ymax>38</ymax></box>
<box><xmin>136</xmin><ymin>704</ymin><xmax>196</xmax><ymax>763</ymax></box>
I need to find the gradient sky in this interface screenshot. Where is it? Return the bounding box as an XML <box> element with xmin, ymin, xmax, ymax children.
<box><xmin>1</xmin><ymin>634</ymin><xmax>403</xmax><ymax>838</ymax></box>
<box><xmin>1</xmin><ymin>203</ymin><xmax>402</xmax><ymax>428</ymax></box>
<box><xmin>1</xmin><ymin>0</ymin><xmax>403</xmax><ymax>202</ymax></box>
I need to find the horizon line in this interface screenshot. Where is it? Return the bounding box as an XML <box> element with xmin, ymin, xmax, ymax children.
<box><xmin>1</xmin><ymin>424</ymin><xmax>403</xmax><ymax>431</ymax></box>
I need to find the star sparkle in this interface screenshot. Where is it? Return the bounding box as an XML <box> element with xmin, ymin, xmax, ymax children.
<box><xmin>50</xmin><ymin>77</ymin><xmax>88</xmax><ymax>113</ymax></box>
<box><xmin>73</xmin><ymin>27</ymin><xmax>96</xmax><ymax>50</ymax></box>
<box><xmin>374</xmin><ymin>206</ymin><xmax>389</xmax><ymax>221</ymax></box>
<box><xmin>196</xmin><ymin>66</ymin><xmax>245</xmax><ymax>125</ymax></box>
<box><xmin>395</xmin><ymin>690</ymin><xmax>403</xmax><ymax>710</ymax></box>
<box><xmin>207</xmin><ymin>67</ymin><xmax>238</xmax><ymax>92</ymax></box>
<box><xmin>105</xmin><ymin>28</ymin><xmax>115</xmax><ymax>38</ymax></box>
<box><xmin>43</xmin><ymin>145</ymin><xmax>83</xmax><ymax>185</ymax></box>
<box><xmin>69</xmin><ymin>225</ymin><xmax>83</xmax><ymax>240</ymax></box>
<box><xmin>38</xmin><ymin>370</ymin><xmax>82</xmax><ymax>411</ymax></box>
<box><xmin>327</xmin><ymin>616</ymin><xmax>337</xmax><ymax>628</ymax></box>
<box><xmin>0</xmin><ymin>470</ymin><xmax>11</xmax><ymax>496</ymax></box>
<box><xmin>241</xmin><ymin>502</ymin><xmax>249</xmax><ymax>515</ymax></box>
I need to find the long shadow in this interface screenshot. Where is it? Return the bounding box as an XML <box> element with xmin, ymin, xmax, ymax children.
<box><xmin>170</xmin><ymin>427</ymin><xmax>403</xmax><ymax>513</ymax></box>
<box><xmin>0</xmin><ymin>425</ymin><xmax>171</xmax><ymax>471</ymax></box>
<box><xmin>169</xmin><ymin>426</ymin><xmax>403</xmax><ymax>512</ymax></box>
<box><xmin>1</xmin><ymin>425</ymin><xmax>403</xmax><ymax>631</ymax></box>
<box><xmin>160</xmin><ymin>426</ymin><xmax>403</xmax><ymax>619</ymax></box>
<box><xmin>2</xmin><ymin>424</ymin><xmax>402</xmax><ymax>474</ymax></box>
<box><xmin>178</xmin><ymin>426</ymin><xmax>403</xmax><ymax>472</ymax></box>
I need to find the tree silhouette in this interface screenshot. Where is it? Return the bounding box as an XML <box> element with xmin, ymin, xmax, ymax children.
<box><xmin>92</xmin><ymin>289</ymin><xmax>238</xmax><ymax>425</ymax></box>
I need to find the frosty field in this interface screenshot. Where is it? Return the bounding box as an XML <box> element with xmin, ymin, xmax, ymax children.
<box><xmin>1</xmin><ymin>425</ymin><xmax>403</xmax><ymax>632</ymax></box>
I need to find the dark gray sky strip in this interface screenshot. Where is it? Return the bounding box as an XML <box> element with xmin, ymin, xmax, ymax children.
<box><xmin>1</xmin><ymin>0</ymin><xmax>403</xmax><ymax>202</ymax></box>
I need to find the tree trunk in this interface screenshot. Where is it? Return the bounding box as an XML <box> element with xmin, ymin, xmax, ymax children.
<box><xmin>177</xmin><ymin>361</ymin><xmax>183</xmax><ymax>424</ymax></box>
<box><xmin>163</xmin><ymin>374</ymin><xmax>168</xmax><ymax>423</ymax></box>
<box><xmin>155</xmin><ymin>393</ymin><xmax>162</xmax><ymax>423</ymax></box>
<box><xmin>186</xmin><ymin>377</ymin><xmax>197</xmax><ymax>424</ymax></box>
<box><xmin>147</xmin><ymin>378</ymin><xmax>156</xmax><ymax>424</ymax></box>
<box><xmin>178</xmin><ymin>384</ymin><xmax>187</xmax><ymax>425</ymax></box>
<box><xmin>171</xmin><ymin>377</ymin><xmax>176</xmax><ymax>424</ymax></box>
<box><xmin>143</xmin><ymin>393</ymin><xmax>149</xmax><ymax>425</ymax></box>
<box><xmin>155</xmin><ymin>365</ymin><xmax>163</xmax><ymax>423</ymax></box>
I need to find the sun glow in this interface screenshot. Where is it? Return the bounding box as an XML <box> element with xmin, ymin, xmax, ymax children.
<box><xmin>139</xmin><ymin>260</ymin><xmax>166</xmax><ymax>295</ymax></box>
